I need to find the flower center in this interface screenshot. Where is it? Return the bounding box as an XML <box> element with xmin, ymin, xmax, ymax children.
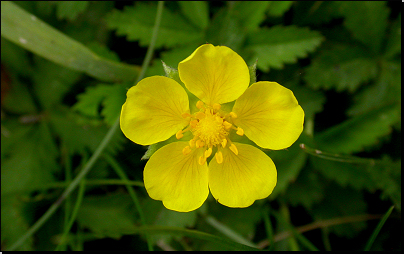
<box><xmin>176</xmin><ymin>101</ymin><xmax>244</xmax><ymax>165</ymax></box>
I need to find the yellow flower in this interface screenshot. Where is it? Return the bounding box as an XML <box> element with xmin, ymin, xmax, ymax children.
<box><xmin>120</xmin><ymin>44</ymin><xmax>304</xmax><ymax>212</ymax></box>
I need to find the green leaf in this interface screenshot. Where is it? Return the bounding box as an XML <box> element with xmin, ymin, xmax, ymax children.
<box><xmin>267</xmin><ymin>1</ymin><xmax>293</xmax><ymax>17</ymax></box>
<box><xmin>178</xmin><ymin>1</ymin><xmax>209</xmax><ymax>30</ymax></box>
<box><xmin>315</xmin><ymin>104</ymin><xmax>400</xmax><ymax>154</ymax></box>
<box><xmin>73</xmin><ymin>83</ymin><xmax>127</xmax><ymax>126</ymax></box>
<box><xmin>246</xmin><ymin>25</ymin><xmax>324</xmax><ymax>71</ymax></box>
<box><xmin>32</xmin><ymin>56</ymin><xmax>82</xmax><ymax>109</ymax></box>
<box><xmin>384</xmin><ymin>14</ymin><xmax>401</xmax><ymax>59</ymax></box>
<box><xmin>304</xmin><ymin>44</ymin><xmax>378</xmax><ymax>92</ymax></box>
<box><xmin>230</xmin><ymin>1</ymin><xmax>271</xmax><ymax>31</ymax></box>
<box><xmin>76</xmin><ymin>193</ymin><xmax>139</xmax><ymax>239</ymax></box>
<box><xmin>1</xmin><ymin>37</ymin><xmax>32</xmax><ymax>77</ymax></box>
<box><xmin>1</xmin><ymin>196</ymin><xmax>34</xmax><ymax>250</ymax></box>
<box><xmin>292</xmin><ymin>1</ymin><xmax>342</xmax><ymax>26</ymax></box>
<box><xmin>1</xmin><ymin>122</ymin><xmax>58</xmax><ymax>195</ymax></box>
<box><xmin>55</xmin><ymin>1</ymin><xmax>89</xmax><ymax>21</ymax></box>
<box><xmin>1</xmin><ymin>1</ymin><xmax>140</xmax><ymax>82</ymax></box>
<box><xmin>292</xmin><ymin>86</ymin><xmax>326</xmax><ymax>120</ymax></box>
<box><xmin>348</xmin><ymin>60</ymin><xmax>401</xmax><ymax>116</ymax></box>
<box><xmin>336</xmin><ymin>2</ymin><xmax>389</xmax><ymax>53</ymax></box>
<box><xmin>2</xmin><ymin>77</ymin><xmax>37</xmax><ymax>115</ymax></box>
<box><xmin>311</xmin><ymin>184</ymin><xmax>368</xmax><ymax>238</ymax></box>
<box><xmin>105</xmin><ymin>2</ymin><xmax>202</xmax><ymax>48</ymax></box>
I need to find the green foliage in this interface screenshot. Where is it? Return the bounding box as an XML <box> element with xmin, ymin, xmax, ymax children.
<box><xmin>1</xmin><ymin>1</ymin><xmax>400</xmax><ymax>251</ymax></box>
<box><xmin>246</xmin><ymin>25</ymin><xmax>324</xmax><ymax>70</ymax></box>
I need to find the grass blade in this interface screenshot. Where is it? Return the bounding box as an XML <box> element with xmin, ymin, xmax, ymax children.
<box><xmin>364</xmin><ymin>206</ymin><xmax>394</xmax><ymax>251</ymax></box>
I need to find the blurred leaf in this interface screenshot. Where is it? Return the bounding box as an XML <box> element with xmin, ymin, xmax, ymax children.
<box><xmin>310</xmin><ymin>156</ymin><xmax>375</xmax><ymax>191</ymax></box>
<box><xmin>1</xmin><ymin>38</ymin><xmax>32</xmax><ymax>77</ymax></box>
<box><xmin>178</xmin><ymin>1</ymin><xmax>209</xmax><ymax>30</ymax></box>
<box><xmin>292</xmin><ymin>86</ymin><xmax>326</xmax><ymax>120</ymax></box>
<box><xmin>304</xmin><ymin>44</ymin><xmax>378</xmax><ymax>92</ymax></box>
<box><xmin>1</xmin><ymin>196</ymin><xmax>33</xmax><ymax>250</ymax></box>
<box><xmin>2</xmin><ymin>77</ymin><xmax>37</xmax><ymax>115</ymax></box>
<box><xmin>267</xmin><ymin>1</ymin><xmax>293</xmax><ymax>17</ymax></box>
<box><xmin>283</xmin><ymin>165</ymin><xmax>325</xmax><ymax>209</ymax></box>
<box><xmin>246</xmin><ymin>25</ymin><xmax>324</xmax><ymax>70</ymax></box>
<box><xmin>76</xmin><ymin>193</ymin><xmax>138</xmax><ymax>239</ymax></box>
<box><xmin>311</xmin><ymin>184</ymin><xmax>368</xmax><ymax>238</ymax></box>
<box><xmin>32</xmin><ymin>56</ymin><xmax>82</xmax><ymax>109</ymax></box>
<box><xmin>1</xmin><ymin>1</ymin><xmax>140</xmax><ymax>82</ymax></box>
<box><xmin>86</xmin><ymin>42</ymin><xmax>120</xmax><ymax>62</ymax></box>
<box><xmin>49</xmin><ymin>107</ymin><xmax>125</xmax><ymax>156</ymax></box>
<box><xmin>292</xmin><ymin>1</ymin><xmax>342</xmax><ymax>26</ymax></box>
<box><xmin>315</xmin><ymin>104</ymin><xmax>400</xmax><ymax>154</ymax></box>
<box><xmin>73</xmin><ymin>83</ymin><xmax>127</xmax><ymax>126</ymax></box>
<box><xmin>55</xmin><ymin>1</ymin><xmax>89</xmax><ymax>21</ymax></box>
<box><xmin>105</xmin><ymin>2</ymin><xmax>202</xmax><ymax>48</ymax></box>
<box><xmin>384</xmin><ymin>14</ymin><xmax>401</xmax><ymax>59</ymax></box>
<box><xmin>1</xmin><ymin>122</ymin><xmax>58</xmax><ymax>195</ymax></box>
<box><xmin>336</xmin><ymin>1</ymin><xmax>389</xmax><ymax>53</ymax></box>
<box><xmin>348</xmin><ymin>60</ymin><xmax>401</xmax><ymax>116</ymax></box>
<box><xmin>231</xmin><ymin>1</ymin><xmax>271</xmax><ymax>32</ymax></box>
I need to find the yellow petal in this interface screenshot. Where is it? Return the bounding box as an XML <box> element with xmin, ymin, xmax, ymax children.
<box><xmin>144</xmin><ymin>142</ymin><xmax>209</xmax><ymax>212</ymax></box>
<box><xmin>178</xmin><ymin>44</ymin><xmax>249</xmax><ymax>106</ymax></box>
<box><xmin>232</xmin><ymin>81</ymin><xmax>304</xmax><ymax>150</ymax></box>
<box><xmin>208</xmin><ymin>142</ymin><xmax>277</xmax><ymax>208</ymax></box>
<box><xmin>120</xmin><ymin>76</ymin><xmax>190</xmax><ymax>146</ymax></box>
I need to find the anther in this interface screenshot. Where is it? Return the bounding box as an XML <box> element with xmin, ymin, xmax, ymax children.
<box><xmin>176</xmin><ymin>130</ymin><xmax>184</xmax><ymax>139</ymax></box>
<box><xmin>198</xmin><ymin>155</ymin><xmax>206</xmax><ymax>165</ymax></box>
<box><xmin>189</xmin><ymin>139</ymin><xmax>196</xmax><ymax>148</ymax></box>
<box><xmin>215</xmin><ymin>151</ymin><xmax>223</xmax><ymax>164</ymax></box>
<box><xmin>215</xmin><ymin>116</ymin><xmax>223</xmax><ymax>123</ymax></box>
<box><xmin>221</xmin><ymin>139</ymin><xmax>227</xmax><ymax>148</ymax></box>
<box><xmin>213</xmin><ymin>103</ymin><xmax>221</xmax><ymax>111</ymax></box>
<box><xmin>181</xmin><ymin>112</ymin><xmax>191</xmax><ymax>118</ymax></box>
<box><xmin>229</xmin><ymin>112</ymin><xmax>237</xmax><ymax>118</ymax></box>
<box><xmin>229</xmin><ymin>143</ymin><xmax>238</xmax><ymax>155</ymax></box>
<box><xmin>182</xmin><ymin>146</ymin><xmax>191</xmax><ymax>155</ymax></box>
<box><xmin>236</xmin><ymin>127</ymin><xmax>244</xmax><ymax>136</ymax></box>
<box><xmin>196</xmin><ymin>100</ymin><xmax>204</xmax><ymax>109</ymax></box>
<box><xmin>195</xmin><ymin>112</ymin><xmax>206</xmax><ymax>119</ymax></box>
<box><xmin>190</xmin><ymin>119</ymin><xmax>198</xmax><ymax>128</ymax></box>
<box><xmin>196</xmin><ymin>139</ymin><xmax>205</xmax><ymax>148</ymax></box>
<box><xmin>223</xmin><ymin>121</ymin><xmax>232</xmax><ymax>130</ymax></box>
<box><xmin>204</xmin><ymin>147</ymin><xmax>212</xmax><ymax>158</ymax></box>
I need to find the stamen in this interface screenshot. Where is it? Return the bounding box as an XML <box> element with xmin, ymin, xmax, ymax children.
<box><xmin>236</xmin><ymin>127</ymin><xmax>244</xmax><ymax>136</ymax></box>
<box><xmin>221</xmin><ymin>139</ymin><xmax>227</xmax><ymax>148</ymax></box>
<box><xmin>196</xmin><ymin>100</ymin><xmax>204</xmax><ymax>109</ymax></box>
<box><xmin>229</xmin><ymin>143</ymin><xmax>238</xmax><ymax>155</ymax></box>
<box><xmin>176</xmin><ymin>130</ymin><xmax>184</xmax><ymax>139</ymax></box>
<box><xmin>190</xmin><ymin>119</ymin><xmax>198</xmax><ymax>128</ymax></box>
<box><xmin>198</xmin><ymin>155</ymin><xmax>206</xmax><ymax>165</ymax></box>
<box><xmin>212</xmin><ymin>103</ymin><xmax>221</xmax><ymax>111</ymax></box>
<box><xmin>215</xmin><ymin>151</ymin><xmax>223</xmax><ymax>164</ymax></box>
<box><xmin>230</xmin><ymin>112</ymin><xmax>237</xmax><ymax>118</ymax></box>
<box><xmin>195</xmin><ymin>112</ymin><xmax>206</xmax><ymax>119</ymax></box>
<box><xmin>189</xmin><ymin>139</ymin><xmax>196</xmax><ymax>148</ymax></box>
<box><xmin>223</xmin><ymin>121</ymin><xmax>232</xmax><ymax>130</ymax></box>
<box><xmin>196</xmin><ymin>139</ymin><xmax>205</xmax><ymax>148</ymax></box>
<box><xmin>182</xmin><ymin>146</ymin><xmax>191</xmax><ymax>155</ymax></box>
<box><xmin>204</xmin><ymin>147</ymin><xmax>212</xmax><ymax>158</ymax></box>
<box><xmin>215</xmin><ymin>116</ymin><xmax>223</xmax><ymax>123</ymax></box>
<box><xmin>182</xmin><ymin>112</ymin><xmax>191</xmax><ymax>118</ymax></box>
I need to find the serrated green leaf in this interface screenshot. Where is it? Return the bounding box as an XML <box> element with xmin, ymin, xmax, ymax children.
<box><xmin>1</xmin><ymin>1</ymin><xmax>140</xmax><ymax>82</ymax></box>
<box><xmin>105</xmin><ymin>3</ymin><xmax>202</xmax><ymax>48</ymax></box>
<box><xmin>76</xmin><ymin>193</ymin><xmax>139</xmax><ymax>239</ymax></box>
<box><xmin>73</xmin><ymin>83</ymin><xmax>127</xmax><ymax>126</ymax></box>
<box><xmin>86</xmin><ymin>42</ymin><xmax>120</xmax><ymax>62</ymax></box>
<box><xmin>304</xmin><ymin>44</ymin><xmax>378</xmax><ymax>92</ymax></box>
<box><xmin>267</xmin><ymin>1</ymin><xmax>293</xmax><ymax>17</ymax></box>
<box><xmin>348</xmin><ymin>60</ymin><xmax>401</xmax><ymax>116</ymax></box>
<box><xmin>315</xmin><ymin>104</ymin><xmax>400</xmax><ymax>154</ymax></box>
<box><xmin>384</xmin><ymin>14</ymin><xmax>401</xmax><ymax>59</ymax></box>
<box><xmin>178</xmin><ymin>1</ymin><xmax>209</xmax><ymax>30</ymax></box>
<box><xmin>336</xmin><ymin>2</ymin><xmax>389</xmax><ymax>53</ymax></box>
<box><xmin>311</xmin><ymin>184</ymin><xmax>368</xmax><ymax>238</ymax></box>
<box><xmin>1</xmin><ymin>196</ymin><xmax>34</xmax><ymax>251</ymax></box>
<box><xmin>246</xmin><ymin>26</ymin><xmax>324</xmax><ymax>71</ymax></box>
<box><xmin>55</xmin><ymin>1</ymin><xmax>89</xmax><ymax>21</ymax></box>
